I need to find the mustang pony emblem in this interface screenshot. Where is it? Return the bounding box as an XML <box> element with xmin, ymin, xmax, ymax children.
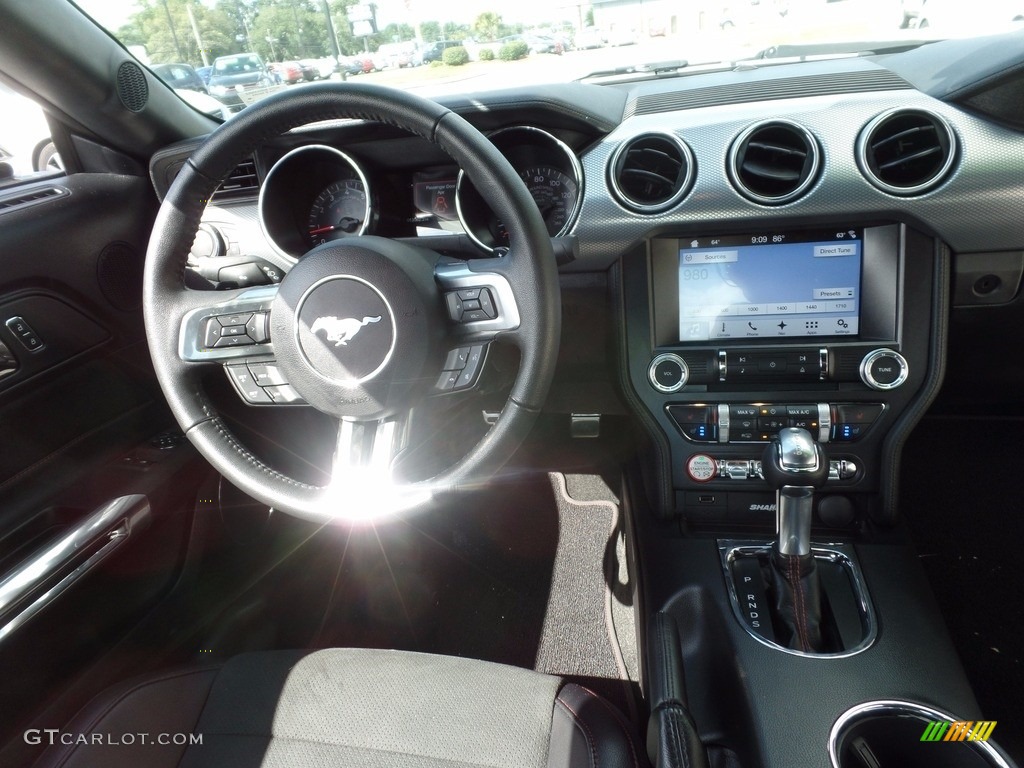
<box><xmin>310</xmin><ymin>315</ymin><xmax>382</xmax><ymax>346</ymax></box>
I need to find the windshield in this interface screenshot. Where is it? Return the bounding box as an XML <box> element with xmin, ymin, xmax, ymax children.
<box><xmin>63</xmin><ymin>0</ymin><xmax>1024</xmax><ymax>111</ymax></box>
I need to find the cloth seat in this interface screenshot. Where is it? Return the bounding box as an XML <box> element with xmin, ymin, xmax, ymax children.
<box><xmin>33</xmin><ymin>648</ymin><xmax>642</xmax><ymax>768</ymax></box>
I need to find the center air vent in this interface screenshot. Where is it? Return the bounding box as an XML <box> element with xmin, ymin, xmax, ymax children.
<box><xmin>728</xmin><ymin>120</ymin><xmax>820</xmax><ymax>205</ymax></box>
<box><xmin>210</xmin><ymin>157</ymin><xmax>259</xmax><ymax>202</ymax></box>
<box><xmin>609</xmin><ymin>132</ymin><xmax>694</xmax><ymax>213</ymax></box>
<box><xmin>857</xmin><ymin>109</ymin><xmax>956</xmax><ymax>196</ymax></box>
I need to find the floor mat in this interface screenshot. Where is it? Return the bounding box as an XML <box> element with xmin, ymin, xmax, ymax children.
<box><xmin>309</xmin><ymin>470</ymin><xmax>640</xmax><ymax>723</ymax></box>
<box><xmin>900</xmin><ymin>416</ymin><xmax>1024</xmax><ymax>762</ymax></box>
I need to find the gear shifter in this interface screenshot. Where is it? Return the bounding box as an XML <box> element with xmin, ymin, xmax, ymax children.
<box><xmin>761</xmin><ymin>428</ymin><xmax>829</xmax><ymax>652</ymax></box>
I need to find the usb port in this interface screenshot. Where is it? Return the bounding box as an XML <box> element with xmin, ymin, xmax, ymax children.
<box><xmin>698</xmin><ymin>494</ymin><xmax>717</xmax><ymax>505</ymax></box>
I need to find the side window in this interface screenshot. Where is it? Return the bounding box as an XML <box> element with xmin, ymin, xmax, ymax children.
<box><xmin>0</xmin><ymin>82</ymin><xmax>60</xmax><ymax>177</ymax></box>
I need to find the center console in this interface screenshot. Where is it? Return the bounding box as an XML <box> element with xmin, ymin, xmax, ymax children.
<box><xmin>620</xmin><ymin>222</ymin><xmax>939</xmax><ymax>527</ymax></box>
<box><xmin>617</xmin><ymin>224</ymin><xmax>1017</xmax><ymax>766</ymax></box>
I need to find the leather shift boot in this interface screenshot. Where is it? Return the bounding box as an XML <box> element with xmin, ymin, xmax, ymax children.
<box><xmin>770</xmin><ymin>550</ymin><xmax>823</xmax><ymax>652</ymax></box>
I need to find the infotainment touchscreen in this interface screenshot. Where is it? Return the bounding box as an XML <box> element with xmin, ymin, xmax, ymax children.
<box><xmin>675</xmin><ymin>229</ymin><xmax>862</xmax><ymax>342</ymax></box>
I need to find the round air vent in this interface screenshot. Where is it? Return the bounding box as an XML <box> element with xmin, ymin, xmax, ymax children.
<box><xmin>608</xmin><ymin>132</ymin><xmax>694</xmax><ymax>213</ymax></box>
<box><xmin>857</xmin><ymin>109</ymin><xmax>956</xmax><ymax>196</ymax></box>
<box><xmin>116</xmin><ymin>61</ymin><xmax>149</xmax><ymax>113</ymax></box>
<box><xmin>728</xmin><ymin>120</ymin><xmax>820</xmax><ymax>205</ymax></box>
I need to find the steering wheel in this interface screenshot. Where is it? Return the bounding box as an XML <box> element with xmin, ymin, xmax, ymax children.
<box><xmin>143</xmin><ymin>83</ymin><xmax>560</xmax><ymax>524</ymax></box>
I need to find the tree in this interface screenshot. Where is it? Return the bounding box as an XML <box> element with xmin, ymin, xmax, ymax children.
<box><xmin>117</xmin><ymin>0</ymin><xmax>239</xmax><ymax>66</ymax></box>
<box><xmin>214</xmin><ymin>0</ymin><xmax>260</xmax><ymax>52</ymax></box>
<box><xmin>472</xmin><ymin>11</ymin><xmax>501</xmax><ymax>42</ymax></box>
<box><xmin>248</xmin><ymin>0</ymin><xmax>329</xmax><ymax>61</ymax></box>
<box><xmin>419</xmin><ymin>20</ymin><xmax>440</xmax><ymax>43</ymax></box>
<box><xmin>440</xmin><ymin>21</ymin><xmax>471</xmax><ymax>41</ymax></box>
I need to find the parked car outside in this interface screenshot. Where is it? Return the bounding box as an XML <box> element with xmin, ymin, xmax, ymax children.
<box><xmin>303</xmin><ymin>57</ymin><xmax>338</xmax><ymax>78</ymax></box>
<box><xmin>337</xmin><ymin>54</ymin><xmax>367</xmax><ymax>75</ymax></box>
<box><xmin>422</xmin><ymin>39</ymin><xmax>462</xmax><ymax>62</ymax></box>
<box><xmin>208</xmin><ymin>52</ymin><xmax>274</xmax><ymax>111</ymax></box>
<box><xmin>525</xmin><ymin>34</ymin><xmax>563</xmax><ymax>54</ymax></box>
<box><xmin>374</xmin><ymin>41</ymin><xmax>416</xmax><ymax>68</ymax></box>
<box><xmin>151</xmin><ymin>62</ymin><xmax>209</xmax><ymax>94</ymax></box>
<box><xmin>272</xmin><ymin>61</ymin><xmax>304</xmax><ymax>85</ymax></box>
<box><xmin>574</xmin><ymin>27</ymin><xmax>606</xmax><ymax>49</ymax></box>
<box><xmin>195</xmin><ymin>65</ymin><xmax>212</xmax><ymax>84</ymax></box>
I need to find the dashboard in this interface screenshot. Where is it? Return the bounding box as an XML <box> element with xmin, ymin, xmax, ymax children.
<box><xmin>149</xmin><ymin>35</ymin><xmax>1024</xmax><ymax>525</ymax></box>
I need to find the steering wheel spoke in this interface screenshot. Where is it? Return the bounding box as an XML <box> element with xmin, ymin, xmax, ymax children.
<box><xmin>333</xmin><ymin>418</ymin><xmax>406</xmax><ymax>477</ymax></box>
<box><xmin>434</xmin><ymin>260</ymin><xmax>520</xmax><ymax>343</ymax></box>
<box><xmin>178</xmin><ymin>285</ymin><xmax>278</xmax><ymax>363</ymax></box>
<box><xmin>222</xmin><ymin>358</ymin><xmax>306</xmax><ymax>405</ymax></box>
<box><xmin>431</xmin><ymin>342</ymin><xmax>490</xmax><ymax>395</ymax></box>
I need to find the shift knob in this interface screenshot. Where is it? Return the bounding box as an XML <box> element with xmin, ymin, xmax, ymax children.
<box><xmin>762</xmin><ymin>428</ymin><xmax>828</xmax><ymax>557</ymax></box>
<box><xmin>761</xmin><ymin>427</ymin><xmax>828</xmax><ymax>489</ymax></box>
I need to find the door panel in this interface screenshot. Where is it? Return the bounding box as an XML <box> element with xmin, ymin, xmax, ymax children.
<box><xmin>0</xmin><ymin>171</ymin><xmax>205</xmax><ymax>758</ymax></box>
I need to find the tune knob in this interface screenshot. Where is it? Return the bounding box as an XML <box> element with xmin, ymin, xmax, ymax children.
<box><xmin>648</xmin><ymin>353</ymin><xmax>688</xmax><ymax>393</ymax></box>
<box><xmin>859</xmin><ymin>348</ymin><xmax>908</xmax><ymax>391</ymax></box>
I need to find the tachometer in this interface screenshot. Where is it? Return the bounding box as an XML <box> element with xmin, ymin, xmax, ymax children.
<box><xmin>519</xmin><ymin>166</ymin><xmax>578</xmax><ymax>236</ymax></box>
<box><xmin>307</xmin><ymin>179</ymin><xmax>368</xmax><ymax>246</ymax></box>
<box><xmin>260</xmin><ymin>145</ymin><xmax>372</xmax><ymax>259</ymax></box>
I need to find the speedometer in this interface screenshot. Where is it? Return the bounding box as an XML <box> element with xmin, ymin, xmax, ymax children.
<box><xmin>519</xmin><ymin>167</ymin><xmax>578</xmax><ymax>237</ymax></box>
<box><xmin>306</xmin><ymin>180</ymin><xmax>368</xmax><ymax>246</ymax></box>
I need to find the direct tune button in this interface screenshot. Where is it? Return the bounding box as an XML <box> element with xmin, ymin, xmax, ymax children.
<box><xmin>860</xmin><ymin>348</ymin><xmax>909</xmax><ymax>390</ymax></box>
<box><xmin>649</xmin><ymin>353</ymin><xmax>688</xmax><ymax>393</ymax></box>
<box><xmin>686</xmin><ymin>454</ymin><xmax>718</xmax><ymax>483</ymax></box>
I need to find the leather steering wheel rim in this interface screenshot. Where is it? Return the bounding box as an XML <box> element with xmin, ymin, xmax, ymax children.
<box><xmin>143</xmin><ymin>82</ymin><xmax>560</xmax><ymax>524</ymax></box>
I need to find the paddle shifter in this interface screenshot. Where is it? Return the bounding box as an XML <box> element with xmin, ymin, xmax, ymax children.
<box><xmin>761</xmin><ymin>427</ymin><xmax>829</xmax><ymax>652</ymax></box>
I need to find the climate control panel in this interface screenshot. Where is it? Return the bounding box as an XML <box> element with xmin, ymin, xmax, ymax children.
<box><xmin>667</xmin><ymin>403</ymin><xmax>884</xmax><ymax>444</ymax></box>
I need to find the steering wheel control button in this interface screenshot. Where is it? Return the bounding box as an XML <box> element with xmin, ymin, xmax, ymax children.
<box><xmin>264</xmin><ymin>384</ymin><xmax>304</xmax><ymax>404</ymax></box>
<box><xmin>295</xmin><ymin>276</ymin><xmax>395</xmax><ymax>385</ymax></box>
<box><xmin>478</xmin><ymin>289</ymin><xmax>497</xmax><ymax>318</ymax></box>
<box><xmin>214</xmin><ymin>334</ymin><xmax>253</xmax><ymax>348</ymax></box>
<box><xmin>443</xmin><ymin>348</ymin><xmax>469</xmax><ymax>371</ymax></box>
<box><xmin>859</xmin><ymin>348</ymin><xmax>909</xmax><ymax>390</ymax></box>
<box><xmin>202</xmin><ymin>312</ymin><xmax>272</xmax><ymax>350</ymax></box>
<box><xmin>436</xmin><ymin>371</ymin><xmax>459</xmax><ymax>391</ymax></box>
<box><xmin>686</xmin><ymin>454</ymin><xmax>718</xmax><ymax>483</ymax></box>
<box><xmin>648</xmin><ymin>353</ymin><xmax>688</xmax><ymax>393</ymax></box>
<box><xmin>218</xmin><ymin>312</ymin><xmax>252</xmax><ymax>327</ymax></box>
<box><xmin>245</xmin><ymin>313</ymin><xmax>270</xmax><ymax>343</ymax></box>
<box><xmin>435</xmin><ymin>345</ymin><xmax>487</xmax><ymax>392</ymax></box>
<box><xmin>225</xmin><ymin>364</ymin><xmax>272</xmax><ymax>403</ymax></box>
<box><xmin>456</xmin><ymin>345</ymin><xmax>486</xmax><ymax>389</ymax></box>
<box><xmin>446</xmin><ymin>288</ymin><xmax>498</xmax><ymax>323</ymax></box>
<box><xmin>446</xmin><ymin>292</ymin><xmax>464</xmax><ymax>321</ymax></box>
<box><xmin>248</xmin><ymin>362</ymin><xmax>288</xmax><ymax>387</ymax></box>
<box><xmin>5</xmin><ymin>316</ymin><xmax>44</xmax><ymax>352</ymax></box>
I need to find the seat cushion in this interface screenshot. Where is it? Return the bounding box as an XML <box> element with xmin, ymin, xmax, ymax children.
<box><xmin>33</xmin><ymin>648</ymin><xmax>641</xmax><ymax>768</ymax></box>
